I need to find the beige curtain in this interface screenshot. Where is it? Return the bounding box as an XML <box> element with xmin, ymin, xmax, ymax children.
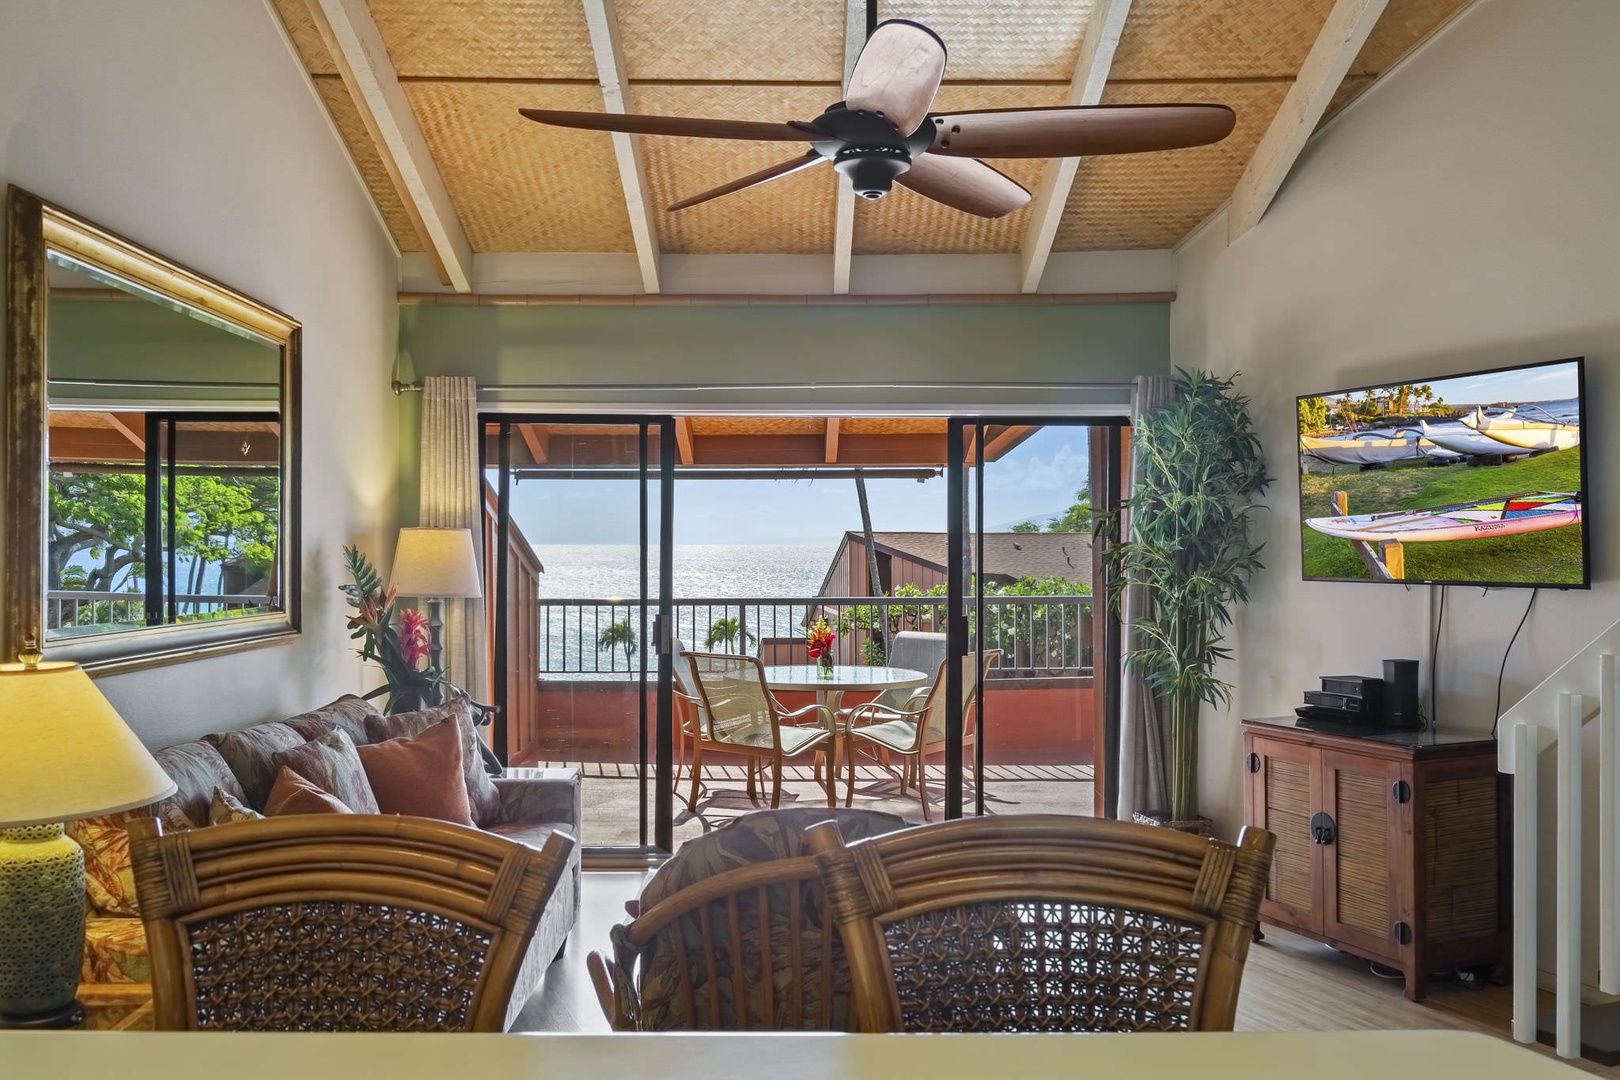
<box><xmin>1115</xmin><ymin>373</ymin><xmax>1177</xmax><ymax>820</ymax></box>
<box><xmin>419</xmin><ymin>375</ymin><xmax>487</xmax><ymax>700</ymax></box>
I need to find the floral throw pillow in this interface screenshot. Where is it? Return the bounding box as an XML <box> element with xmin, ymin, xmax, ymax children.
<box><xmin>67</xmin><ymin>803</ymin><xmax>196</xmax><ymax>918</ymax></box>
<box><xmin>270</xmin><ymin>729</ymin><xmax>380</xmax><ymax>814</ymax></box>
<box><xmin>208</xmin><ymin>787</ymin><xmax>265</xmax><ymax>826</ymax></box>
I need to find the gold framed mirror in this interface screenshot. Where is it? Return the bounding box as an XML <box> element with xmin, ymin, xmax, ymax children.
<box><xmin>4</xmin><ymin>186</ymin><xmax>300</xmax><ymax>672</ymax></box>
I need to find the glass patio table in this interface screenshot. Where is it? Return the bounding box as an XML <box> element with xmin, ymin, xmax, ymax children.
<box><xmin>762</xmin><ymin>665</ymin><xmax>930</xmax><ymax>798</ymax></box>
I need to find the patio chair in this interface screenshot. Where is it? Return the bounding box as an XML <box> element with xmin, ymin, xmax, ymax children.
<box><xmin>683</xmin><ymin>652</ymin><xmax>836</xmax><ymax>810</ymax></box>
<box><xmin>127</xmin><ymin>815</ymin><xmax>575</xmax><ymax>1031</ymax></box>
<box><xmin>841</xmin><ymin>650</ymin><xmax>1001</xmax><ymax>821</ymax></box>
<box><xmin>805</xmin><ymin>814</ymin><xmax>1276</xmax><ymax>1033</ymax></box>
<box><xmin>587</xmin><ymin>807</ymin><xmax>910</xmax><ymax>1030</ymax></box>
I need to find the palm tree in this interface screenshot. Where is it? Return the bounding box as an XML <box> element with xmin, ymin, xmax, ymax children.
<box><xmin>704</xmin><ymin>616</ymin><xmax>756</xmax><ymax>652</ymax></box>
<box><xmin>597</xmin><ymin>620</ymin><xmax>637</xmax><ymax>670</ymax></box>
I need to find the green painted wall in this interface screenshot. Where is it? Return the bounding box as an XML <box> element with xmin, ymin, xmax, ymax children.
<box><xmin>48</xmin><ymin>297</ymin><xmax>280</xmax><ymax>404</ymax></box>
<box><xmin>393</xmin><ymin>300</ymin><xmax>1169</xmax><ymax>525</ymax></box>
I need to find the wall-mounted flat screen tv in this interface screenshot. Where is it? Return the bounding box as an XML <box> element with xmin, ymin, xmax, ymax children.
<box><xmin>1297</xmin><ymin>356</ymin><xmax>1587</xmax><ymax>588</ymax></box>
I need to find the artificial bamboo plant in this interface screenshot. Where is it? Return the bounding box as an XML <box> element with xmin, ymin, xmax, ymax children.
<box><xmin>1105</xmin><ymin>369</ymin><xmax>1270</xmax><ymax>824</ymax></box>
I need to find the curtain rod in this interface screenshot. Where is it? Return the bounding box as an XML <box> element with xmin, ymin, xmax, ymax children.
<box><xmin>396</xmin><ymin>291</ymin><xmax>1174</xmax><ymax>307</ymax></box>
<box><xmin>392</xmin><ymin>380</ymin><xmax>1130</xmax><ymax>396</ymax></box>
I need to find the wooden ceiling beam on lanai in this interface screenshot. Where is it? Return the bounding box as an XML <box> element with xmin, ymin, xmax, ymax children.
<box><xmin>106</xmin><ymin>412</ymin><xmax>147</xmax><ymax>454</ymax></box>
<box><xmin>674</xmin><ymin>417</ymin><xmax>695</xmax><ymax>465</ymax></box>
<box><xmin>981</xmin><ymin>424</ymin><xmax>1039</xmax><ymax>461</ymax></box>
<box><xmin>824</xmin><ymin>417</ymin><xmax>841</xmax><ymax>463</ymax></box>
<box><xmin>518</xmin><ymin>423</ymin><xmax>550</xmax><ymax>465</ymax></box>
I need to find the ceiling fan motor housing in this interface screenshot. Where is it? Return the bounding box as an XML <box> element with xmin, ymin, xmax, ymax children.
<box><xmin>809</xmin><ymin>106</ymin><xmax>938</xmax><ymax>200</ymax></box>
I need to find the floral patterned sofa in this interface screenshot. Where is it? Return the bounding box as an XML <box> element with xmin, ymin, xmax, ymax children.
<box><xmin>70</xmin><ymin>695</ymin><xmax>581</xmax><ymax>1031</ymax></box>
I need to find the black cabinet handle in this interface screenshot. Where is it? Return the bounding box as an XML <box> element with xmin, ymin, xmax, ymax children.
<box><xmin>1246</xmin><ymin>753</ymin><xmax>1261</xmax><ymax>774</ymax></box>
<box><xmin>1392</xmin><ymin>780</ymin><xmax>1411</xmax><ymax>804</ymax></box>
<box><xmin>1310</xmin><ymin>811</ymin><xmax>1337</xmax><ymax>846</ymax></box>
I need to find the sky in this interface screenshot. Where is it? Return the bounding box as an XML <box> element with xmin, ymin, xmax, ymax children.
<box><xmin>500</xmin><ymin>424</ymin><xmax>1092</xmax><ymax>545</ymax></box>
<box><xmin>1315</xmin><ymin>359</ymin><xmax>1581</xmax><ymax>410</ymax></box>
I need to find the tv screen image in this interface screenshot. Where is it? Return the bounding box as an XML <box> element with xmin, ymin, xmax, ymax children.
<box><xmin>1297</xmin><ymin>357</ymin><xmax>1587</xmax><ymax>588</ymax></box>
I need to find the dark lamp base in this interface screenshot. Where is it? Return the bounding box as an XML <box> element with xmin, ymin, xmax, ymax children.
<box><xmin>0</xmin><ymin>999</ymin><xmax>85</xmax><ymax>1029</ymax></box>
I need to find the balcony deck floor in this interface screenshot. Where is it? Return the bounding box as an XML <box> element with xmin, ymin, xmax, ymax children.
<box><xmin>526</xmin><ymin>762</ymin><xmax>1095</xmax><ymax>848</ymax></box>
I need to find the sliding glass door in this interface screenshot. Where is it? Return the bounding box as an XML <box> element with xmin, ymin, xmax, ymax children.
<box><xmin>946</xmin><ymin>418</ymin><xmax>1120</xmax><ymax>820</ymax></box>
<box><xmin>486</xmin><ymin>416</ymin><xmax>675</xmax><ymax>854</ymax></box>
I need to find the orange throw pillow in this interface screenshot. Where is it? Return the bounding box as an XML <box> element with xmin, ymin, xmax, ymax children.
<box><xmin>264</xmin><ymin>766</ymin><xmax>353</xmax><ymax>817</ymax></box>
<box><xmin>355</xmin><ymin>718</ymin><xmax>475</xmax><ymax>827</ymax></box>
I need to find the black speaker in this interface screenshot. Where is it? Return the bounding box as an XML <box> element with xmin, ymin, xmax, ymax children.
<box><xmin>1383</xmin><ymin>659</ymin><xmax>1420</xmax><ymax>729</ymax></box>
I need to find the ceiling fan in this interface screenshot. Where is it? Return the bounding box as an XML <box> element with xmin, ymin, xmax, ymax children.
<box><xmin>519</xmin><ymin>19</ymin><xmax>1235</xmax><ymax>219</ymax></box>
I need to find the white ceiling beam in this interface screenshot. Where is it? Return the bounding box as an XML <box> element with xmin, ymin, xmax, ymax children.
<box><xmin>830</xmin><ymin>0</ymin><xmax>866</xmax><ymax>295</ymax></box>
<box><xmin>1228</xmin><ymin>0</ymin><xmax>1390</xmax><ymax>242</ymax></box>
<box><xmin>308</xmin><ymin>0</ymin><xmax>474</xmax><ymax>292</ymax></box>
<box><xmin>1017</xmin><ymin>0</ymin><xmax>1134</xmax><ymax>294</ymax></box>
<box><xmin>581</xmin><ymin>0</ymin><xmax>661</xmax><ymax>294</ymax></box>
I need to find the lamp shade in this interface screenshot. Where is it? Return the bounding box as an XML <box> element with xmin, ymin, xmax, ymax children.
<box><xmin>390</xmin><ymin>527</ymin><xmax>483</xmax><ymax>599</ymax></box>
<box><xmin>0</xmin><ymin>662</ymin><xmax>176</xmax><ymax>828</ymax></box>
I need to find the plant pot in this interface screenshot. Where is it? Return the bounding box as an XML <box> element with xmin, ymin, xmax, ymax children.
<box><xmin>1132</xmin><ymin>810</ymin><xmax>1214</xmax><ymax>838</ymax></box>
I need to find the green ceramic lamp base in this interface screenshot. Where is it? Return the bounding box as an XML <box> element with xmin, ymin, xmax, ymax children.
<box><xmin>0</xmin><ymin>824</ymin><xmax>87</xmax><ymax>1025</ymax></box>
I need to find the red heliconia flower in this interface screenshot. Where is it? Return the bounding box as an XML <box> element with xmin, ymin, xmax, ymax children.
<box><xmin>398</xmin><ymin>608</ymin><xmax>431</xmax><ymax>672</ymax></box>
<box><xmin>804</xmin><ymin>616</ymin><xmax>836</xmax><ymax>660</ymax></box>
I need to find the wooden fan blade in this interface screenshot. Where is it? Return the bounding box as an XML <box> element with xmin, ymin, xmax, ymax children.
<box><xmin>519</xmin><ymin>109</ymin><xmax>812</xmax><ymax>142</ymax></box>
<box><xmin>926</xmin><ymin>104</ymin><xmax>1237</xmax><ymax>158</ymax></box>
<box><xmin>845</xmin><ymin>20</ymin><xmax>947</xmax><ymax>137</ymax></box>
<box><xmin>668</xmin><ymin>153</ymin><xmax>827</xmax><ymax>211</ymax></box>
<box><xmin>896</xmin><ymin>154</ymin><xmax>1030</xmax><ymax>218</ymax></box>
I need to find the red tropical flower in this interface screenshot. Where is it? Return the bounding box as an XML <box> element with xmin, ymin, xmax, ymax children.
<box><xmin>398</xmin><ymin>607</ymin><xmax>431</xmax><ymax>672</ymax></box>
<box><xmin>804</xmin><ymin>616</ymin><xmax>836</xmax><ymax>659</ymax></box>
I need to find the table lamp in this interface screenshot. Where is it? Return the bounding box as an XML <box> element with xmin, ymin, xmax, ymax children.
<box><xmin>390</xmin><ymin>527</ymin><xmax>483</xmax><ymax>673</ymax></box>
<box><xmin>0</xmin><ymin>651</ymin><xmax>176</xmax><ymax>1027</ymax></box>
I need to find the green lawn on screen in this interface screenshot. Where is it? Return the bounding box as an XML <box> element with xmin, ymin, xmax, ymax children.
<box><xmin>1299</xmin><ymin>448</ymin><xmax>1583</xmax><ymax>584</ymax></box>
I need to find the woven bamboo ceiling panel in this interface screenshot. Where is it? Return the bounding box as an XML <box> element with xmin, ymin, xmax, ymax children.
<box><xmin>267</xmin><ymin>0</ymin><xmax>1478</xmax><ymax>266</ymax></box>
<box><xmin>635</xmin><ymin>85</ymin><xmax>841</xmax><ymax>255</ymax></box>
<box><xmin>369</xmin><ymin>0</ymin><xmax>597</xmax><ymax>79</ymax></box>
<box><xmin>841</xmin><ymin>418</ymin><xmax>946</xmax><ymax>435</ymax></box>
<box><xmin>617</xmin><ymin>0</ymin><xmax>846</xmax><ymax>82</ymax></box>
<box><xmin>408</xmin><ymin>83</ymin><xmax>635</xmax><ymax>252</ymax></box>
<box><xmin>1053</xmin><ymin>81</ymin><xmax>1287</xmax><ymax>251</ymax></box>
<box><xmin>688</xmin><ymin>418</ymin><xmax>826</xmax><ymax>437</ymax></box>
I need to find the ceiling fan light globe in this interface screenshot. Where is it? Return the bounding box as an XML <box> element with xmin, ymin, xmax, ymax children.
<box><xmin>834</xmin><ymin>148</ymin><xmax>910</xmax><ymax>202</ymax></box>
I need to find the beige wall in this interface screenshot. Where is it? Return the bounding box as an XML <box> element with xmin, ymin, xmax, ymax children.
<box><xmin>0</xmin><ymin>0</ymin><xmax>402</xmax><ymax>746</ymax></box>
<box><xmin>1172</xmin><ymin>0</ymin><xmax>1620</xmax><ymax>984</ymax></box>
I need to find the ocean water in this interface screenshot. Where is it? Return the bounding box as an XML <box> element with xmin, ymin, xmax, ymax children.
<box><xmin>534</xmin><ymin>543</ymin><xmax>836</xmax><ymax>600</ymax></box>
<box><xmin>532</xmin><ymin>543</ymin><xmax>840</xmax><ymax>673</ymax></box>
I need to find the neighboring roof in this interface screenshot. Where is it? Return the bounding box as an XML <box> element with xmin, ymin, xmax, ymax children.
<box><xmin>823</xmin><ymin>530</ymin><xmax>1091</xmax><ymax>594</ymax></box>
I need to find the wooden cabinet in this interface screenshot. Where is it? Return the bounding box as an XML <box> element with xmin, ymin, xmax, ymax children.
<box><xmin>1241</xmin><ymin>717</ymin><xmax>1504</xmax><ymax>1001</ymax></box>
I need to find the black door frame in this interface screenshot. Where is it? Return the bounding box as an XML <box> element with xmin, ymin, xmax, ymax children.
<box><xmin>487</xmin><ymin>414</ymin><xmax>677</xmax><ymax>854</ymax></box>
<box><xmin>945</xmin><ymin>416</ymin><xmax>1127</xmax><ymax>820</ymax></box>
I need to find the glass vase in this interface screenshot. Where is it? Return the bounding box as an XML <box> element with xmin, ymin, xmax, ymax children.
<box><xmin>816</xmin><ymin>653</ymin><xmax>834</xmax><ymax>678</ymax></box>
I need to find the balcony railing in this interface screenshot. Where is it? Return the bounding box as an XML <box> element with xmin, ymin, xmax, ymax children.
<box><xmin>539</xmin><ymin>594</ymin><xmax>1092</xmax><ymax>679</ymax></box>
<box><xmin>46</xmin><ymin>590</ymin><xmax>275</xmax><ymax>634</ymax></box>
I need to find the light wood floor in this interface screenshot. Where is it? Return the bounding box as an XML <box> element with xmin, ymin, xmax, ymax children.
<box><xmin>514</xmin><ymin>871</ymin><xmax>1619</xmax><ymax>1077</ymax></box>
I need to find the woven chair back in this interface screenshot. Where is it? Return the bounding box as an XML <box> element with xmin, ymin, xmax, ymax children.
<box><xmin>127</xmin><ymin>815</ymin><xmax>574</xmax><ymax>1032</ymax></box>
<box><xmin>686</xmin><ymin>652</ymin><xmax>777</xmax><ymax>745</ymax></box>
<box><xmin>918</xmin><ymin>650</ymin><xmax>1001</xmax><ymax>745</ymax></box>
<box><xmin>807</xmin><ymin>814</ymin><xmax>1275</xmax><ymax>1034</ymax></box>
<box><xmin>595</xmin><ymin>808</ymin><xmax>910</xmax><ymax>1031</ymax></box>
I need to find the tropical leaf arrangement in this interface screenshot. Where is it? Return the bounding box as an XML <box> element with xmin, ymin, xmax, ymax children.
<box><xmin>1100</xmin><ymin>368</ymin><xmax>1271</xmax><ymax>823</ymax></box>
<box><xmin>341</xmin><ymin>544</ymin><xmax>448</xmax><ymax>713</ymax></box>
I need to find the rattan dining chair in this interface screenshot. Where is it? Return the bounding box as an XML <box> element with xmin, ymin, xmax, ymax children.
<box><xmin>841</xmin><ymin>650</ymin><xmax>1001</xmax><ymax>820</ymax></box>
<box><xmin>587</xmin><ymin>807</ymin><xmax>910</xmax><ymax>1030</ymax></box>
<box><xmin>127</xmin><ymin>814</ymin><xmax>575</xmax><ymax>1031</ymax></box>
<box><xmin>683</xmin><ymin>652</ymin><xmax>835</xmax><ymax>809</ymax></box>
<box><xmin>806</xmin><ymin>814</ymin><xmax>1276</xmax><ymax>1034</ymax></box>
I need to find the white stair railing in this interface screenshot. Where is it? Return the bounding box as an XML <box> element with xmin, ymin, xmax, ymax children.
<box><xmin>1497</xmin><ymin>618</ymin><xmax>1620</xmax><ymax>1060</ymax></box>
